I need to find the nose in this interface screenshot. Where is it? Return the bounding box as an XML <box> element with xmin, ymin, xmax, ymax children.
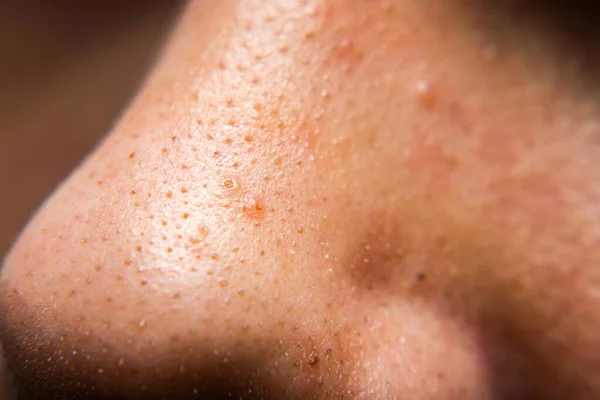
<box><xmin>0</xmin><ymin>1</ymin><xmax>493</xmax><ymax>393</ymax></box>
<box><xmin>0</xmin><ymin>107</ymin><xmax>349</xmax><ymax>398</ymax></box>
<box><xmin>5</xmin><ymin>1</ymin><xmax>600</xmax><ymax>399</ymax></box>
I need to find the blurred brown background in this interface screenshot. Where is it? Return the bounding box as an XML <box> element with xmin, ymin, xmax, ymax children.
<box><xmin>0</xmin><ymin>2</ymin><xmax>184</xmax><ymax>398</ymax></box>
<box><xmin>0</xmin><ymin>1</ymin><xmax>183</xmax><ymax>256</ymax></box>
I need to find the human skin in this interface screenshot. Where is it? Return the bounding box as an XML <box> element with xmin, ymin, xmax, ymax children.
<box><xmin>2</xmin><ymin>0</ymin><xmax>600</xmax><ymax>398</ymax></box>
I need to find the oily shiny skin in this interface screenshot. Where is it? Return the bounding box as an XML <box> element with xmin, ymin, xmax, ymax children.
<box><xmin>3</xmin><ymin>0</ymin><xmax>600</xmax><ymax>398</ymax></box>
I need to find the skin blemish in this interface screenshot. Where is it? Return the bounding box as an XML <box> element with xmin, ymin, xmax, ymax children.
<box><xmin>308</xmin><ymin>352</ymin><xmax>320</xmax><ymax>367</ymax></box>
<box><xmin>224</xmin><ymin>179</ymin><xmax>237</xmax><ymax>189</ymax></box>
<box><xmin>242</xmin><ymin>195</ymin><xmax>266</xmax><ymax>220</ymax></box>
<box><xmin>328</xmin><ymin>39</ymin><xmax>364</xmax><ymax>69</ymax></box>
<box><xmin>415</xmin><ymin>79</ymin><xmax>438</xmax><ymax>110</ymax></box>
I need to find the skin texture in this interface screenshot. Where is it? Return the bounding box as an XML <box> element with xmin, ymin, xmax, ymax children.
<box><xmin>2</xmin><ymin>0</ymin><xmax>600</xmax><ymax>398</ymax></box>
<box><xmin>0</xmin><ymin>3</ymin><xmax>183</xmax><ymax>398</ymax></box>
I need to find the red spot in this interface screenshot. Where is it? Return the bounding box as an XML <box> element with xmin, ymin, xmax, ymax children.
<box><xmin>416</xmin><ymin>80</ymin><xmax>438</xmax><ymax>111</ymax></box>
<box><xmin>241</xmin><ymin>194</ymin><xmax>266</xmax><ymax>221</ymax></box>
<box><xmin>312</xmin><ymin>3</ymin><xmax>334</xmax><ymax>23</ymax></box>
<box><xmin>329</xmin><ymin>39</ymin><xmax>364</xmax><ymax>67</ymax></box>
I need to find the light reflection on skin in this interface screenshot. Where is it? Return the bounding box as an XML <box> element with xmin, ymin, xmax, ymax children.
<box><xmin>2</xmin><ymin>1</ymin><xmax>600</xmax><ymax>399</ymax></box>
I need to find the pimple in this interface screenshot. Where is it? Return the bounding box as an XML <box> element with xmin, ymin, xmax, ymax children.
<box><xmin>241</xmin><ymin>195</ymin><xmax>266</xmax><ymax>220</ymax></box>
<box><xmin>415</xmin><ymin>79</ymin><xmax>438</xmax><ymax>110</ymax></box>
<box><xmin>329</xmin><ymin>39</ymin><xmax>364</xmax><ymax>67</ymax></box>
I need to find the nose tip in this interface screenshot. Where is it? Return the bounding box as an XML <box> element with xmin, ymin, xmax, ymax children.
<box><xmin>0</xmin><ymin>259</ymin><xmax>256</xmax><ymax>400</ymax></box>
<box><xmin>0</xmin><ymin>278</ymin><xmax>346</xmax><ymax>400</ymax></box>
<box><xmin>0</xmin><ymin>208</ymin><xmax>351</xmax><ymax>400</ymax></box>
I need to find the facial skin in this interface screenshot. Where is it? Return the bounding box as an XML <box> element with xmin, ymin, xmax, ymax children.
<box><xmin>2</xmin><ymin>0</ymin><xmax>600</xmax><ymax>398</ymax></box>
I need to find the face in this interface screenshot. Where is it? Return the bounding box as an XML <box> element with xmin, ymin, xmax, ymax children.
<box><xmin>2</xmin><ymin>1</ymin><xmax>600</xmax><ymax>399</ymax></box>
